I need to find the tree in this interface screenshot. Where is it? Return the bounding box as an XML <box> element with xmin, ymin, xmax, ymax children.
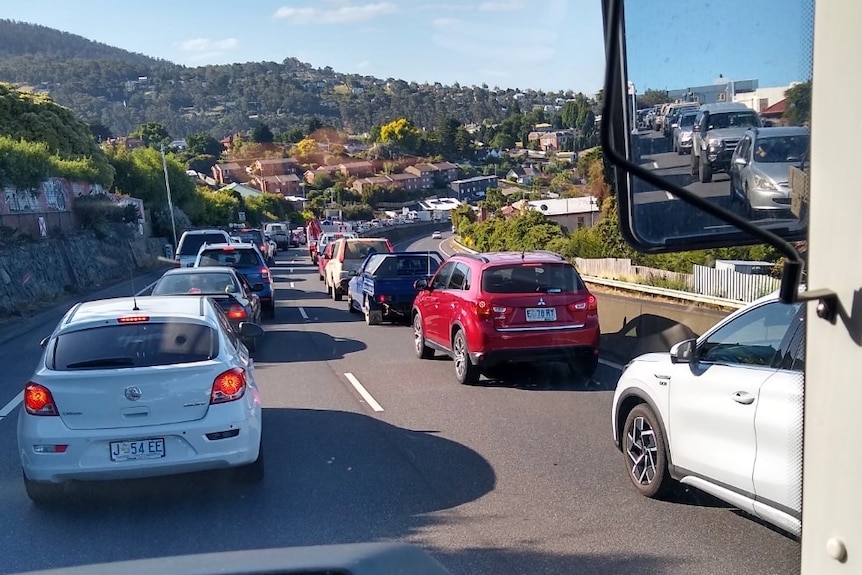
<box><xmin>291</xmin><ymin>137</ymin><xmax>318</xmax><ymax>158</ymax></box>
<box><xmin>307</xmin><ymin>116</ymin><xmax>323</xmax><ymax>136</ymax></box>
<box><xmin>250</xmin><ymin>122</ymin><xmax>274</xmax><ymax>143</ymax></box>
<box><xmin>783</xmin><ymin>80</ymin><xmax>812</xmax><ymax>126</ymax></box>
<box><xmin>129</xmin><ymin>122</ymin><xmax>171</xmax><ymax>148</ymax></box>
<box><xmin>637</xmin><ymin>88</ymin><xmax>672</xmax><ymax>108</ymax></box>
<box><xmin>378</xmin><ymin>118</ymin><xmax>421</xmax><ymax>155</ymax></box>
<box><xmin>185</xmin><ymin>133</ymin><xmax>224</xmax><ymax>157</ymax></box>
<box><xmin>88</xmin><ymin>121</ymin><xmax>112</xmax><ymax>142</ymax></box>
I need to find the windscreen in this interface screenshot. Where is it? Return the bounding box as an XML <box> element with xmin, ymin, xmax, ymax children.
<box><xmin>179</xmin><ymin>233</ymin><xmax>228</xmax><ymax>256</ymax></box>
<box><xmin>344</xmin><ymin>240</ymin><xmax>390</xmax><ymax>260</ymax></box>
<box><xmin>199</xmin><ymin>248</ymin><xmax>262</xmax><ymax>268</ymax></box>
<box><xmin>53</xmin><ymin>322</ymin><xmax>217</xmax><ymax>370</ymax></box>
<box><xmin>367</xmin><ymin>255</ymin><xmax>441</xmax><ymax>277</ymax></box>
<box><xmin>481</xmin><ymin>263</ymin><xmax>585</xmax><ymax>294</ymax></box>
<box><xmin>152</xmin><ymin>272</ymin><xmax>239</xmax><ymax>295</ymax></box>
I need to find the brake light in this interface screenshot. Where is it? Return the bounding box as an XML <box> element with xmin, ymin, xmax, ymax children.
<box><xmin>24</xmin><ymin>383</ymin><xmax>58</xmax><ymax>416</ymax></box>
<box><xmin>475</xmin><ymin>300</ymin><xmax>491</xmax><ymax>316</ymax></box>
<box><xmin>260</xmin><ymin>267</ymin><xmax>270</xmax><ymax>281</ymax></box>
<box><xmin>211</xmin><ymin>367</ymin><xmax>246</xmax><ymax>404</ymax></box>
<box><xmin>567</xmin><ymin>294</ymin><xmax>598</xmax><ymax>313</ymax></box>
<box><xmin>377</xmin><ymin>294</ymin><xmax>391</xmax><ymax>303</ymax></box>
<box><xmin>118</xmin><ymin>316</ymin><xmax>149</xmax><ymax>323</ymax></box>
<box><xmin>222</xmin><ymin>246</ymin><xmax>235</xmax><ymax>252</ymax></box>
<box><xmin>227</xmin><ymin>304</ymin><xmax>247</xmax><ymax>320</ymax></box>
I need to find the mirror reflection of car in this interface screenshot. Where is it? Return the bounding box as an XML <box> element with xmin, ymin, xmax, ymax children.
<box><xmin>729</xmin><ymin>126</ymin><xmax>811</xmax><ymax>217</ymax></box>
<box><xmin>672</xmin><ymin>111</ymin><xmax>698</xmax><ymax>155</ymax></box>
<box><xmin>691</xmin><ymin>102</ymin><xmax>762</xmax><ymax>184</ymax></box>
<box><xmin>611</xmin><ymin>291</ymin><xmax>805</xmax><ymax>536</ymax></box>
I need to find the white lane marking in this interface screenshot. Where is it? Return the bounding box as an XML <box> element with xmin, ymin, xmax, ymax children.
<box><xmin>290</xmin><ymin>282</ymin><xmax>295</xmax><ymax>288</ymax></box>
<box><xmin>298</xmin><ymin>307</ymin><xmax>309</xmax><ymax>320</ymax></box>
<box><xmin>0</xmin><ymin>390</ymin><xmax>23</xmax><ymax>418</ymax></box>
<box><xmin>665</xmin><ymin>191</ymin><xmax>675</xmax><ymax>200</ymax></box>
<box><xmin>599</xmin><ymin>358</ymin><xmax>625</xmax><ymax>370</ymax></box>
<box><xmin>344</xmin><ymin>373</ymin><xmax>384</xmax><ymax>412</ymax></box>
<box><xmin>652</xmin><ymin>161</ymin><xmax>659</xmax><ymax>169</ymax></box>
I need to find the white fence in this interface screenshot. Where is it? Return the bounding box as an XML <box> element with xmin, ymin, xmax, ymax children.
<box><xmin>573</xmin><ymin>258</ymin><xmax>779</xmax><ymax>303</ymax></box>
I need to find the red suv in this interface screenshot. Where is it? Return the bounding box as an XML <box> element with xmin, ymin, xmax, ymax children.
<box><xmin>411</xmin><ymin>251</ymin><xmax>600</xmax><ymax>384</ymax></box>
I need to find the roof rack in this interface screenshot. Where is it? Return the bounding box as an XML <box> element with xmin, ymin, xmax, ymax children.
<box><xmin>455</xmin><ymin>253</ymin><xmax>490</xmax><ymax>263</ymax></box>
<box><xmin>532</xmin><ymin>250</ymin><xmax>566</xmax><ymax>261</ymax></box>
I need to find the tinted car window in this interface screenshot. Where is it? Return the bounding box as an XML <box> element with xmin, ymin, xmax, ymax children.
<box><xmin>432</xmin><ymin>262</ymin><xmax>456</xmax><ymax>290</ymax></box>
<box><xmin>179</xmin><ymin>233</ymin><xmax>229</xmax><ymax>256</ymax></box>
<box><xmin>153</xmin><ymin>272</ymin><xmax>239</xmax><ymax>295</ymax></box>
<box><xmin>53</xmin><ymin>322</ymin><xmax>216</xmax><ymax>370</ymax></box>
<box><xmin>235</xmin><ymin>230</ymin><xmax>263</xmax><ymax>244</ymax></box>
<box><xmin>699</xmin><ymin>301</ymin><xmax>803</xmax><ymax>367</ymax></box>
<box><xmin>344</xmin><ymin>240</ymin><xmax>390</xmax><ymax>260</ymax></box>
<box><xmin>199</xmin><ymin>248</ymin><xmax>262</xmax><ymax>268</ymax></box>
<box><xmin>481</xmin><ymin>263</ymin><xmax>585</xmax><ymax>294</ymax></box>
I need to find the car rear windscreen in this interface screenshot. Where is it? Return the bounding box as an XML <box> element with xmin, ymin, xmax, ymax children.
<box><xmin>53</xmin><ymin>322</ymin><xmax>217</xmax><ymax>370</ymax></box>
<box><xmin>179</xmin><ymin>233</ymin><xmax>228</xmax><ymax>256</ymax></box>
<box><xmin>235</xmin><ymin>231</ymin><xmax>263</xmax><ymax>244</ymax></box>
<box><xmin>481</xmin><ymin>263</ymin><xmax>586</xmax><ymax>294</ymax></box>
<box><xmin>199</xmin><ymin>248</ymin><xmax>262</xmax><ymax>268</ymax></box>
<box><xmin>344</xmin><ymin>240</ymin><xmax>390</xmax><ymax>260</ymax></box>
<box><xmin>153</xmin><ymin>272</ymin><xmax>239</xmax><ymax>295</ymax></box>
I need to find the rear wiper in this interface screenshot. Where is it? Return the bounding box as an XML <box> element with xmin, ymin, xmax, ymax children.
<box><xmin>66</xmin><ymin>357</ymin><xmax>136</xmax><ymax>369</ymax></box>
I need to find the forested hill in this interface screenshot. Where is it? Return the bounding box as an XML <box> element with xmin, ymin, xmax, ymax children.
<box><xmin>0</xmin><ymin>20</ymin><xmax>582</xmax><ymax>139</ymax></box>
<box><xmin>0</xmin><ymin>20</ymin><xmax>163</xmax><ymax>65</ymax></box>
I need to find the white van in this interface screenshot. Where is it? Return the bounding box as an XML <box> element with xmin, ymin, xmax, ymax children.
<box><xmin>174</xmin><ymin>229</ymin><xmax>231</xmax><ymax>268</ymax></box>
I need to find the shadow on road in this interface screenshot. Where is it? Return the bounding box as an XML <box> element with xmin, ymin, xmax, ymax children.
<box><xmin>254</xmin><ymin>329</ymin><xmax>366</xmax><ymax>362</ymax></box>
<box><xmin>601</xmin><ymin>313</ymin><xmax>698</xmax><ymax>364</ymax></box>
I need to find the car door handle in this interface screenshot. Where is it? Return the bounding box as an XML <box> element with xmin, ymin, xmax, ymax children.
<box><xmin>732</xmin><ymin>391</ymin><xmax>755</xmax><ymax>405</ymax></box>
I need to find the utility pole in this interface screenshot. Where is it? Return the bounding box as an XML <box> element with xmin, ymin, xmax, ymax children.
<box><xmin>160</xmin><ymin>144</ymin><xmax>179</xmax><ymax>249</ymax></box>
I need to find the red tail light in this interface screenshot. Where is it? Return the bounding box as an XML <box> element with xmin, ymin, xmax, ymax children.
<box><xmin>567</xmin><ymin>294</ymin><xmax>598</xmax><ymax>313</ymax></box>
<box><xmin>25</xmin><ymin>383</ymin><xmax>58</xmax><ymax>416</ymax></box>
<box><xmin>377</xmin><ymin>294</ymin><xmax>391</xmax><ymax>303</ymax></box>
<box><xmin>211</xmin><ymin>368</ymin><xmax>246</xmax><ymax>404</ymax></box>
<box><xmin>260</xmin><ymin>267</ymin><xmax>270</xmax><ymax>281</ymax></box>
<box><xmin>475</xmin><ymin>300</ymin><xmax>491</xmax><ymax>316</ymax></box>
<box><xmin>227</xmin><ymin>304</ymin><xmax>247</xmax><ymax>320</ymax></box>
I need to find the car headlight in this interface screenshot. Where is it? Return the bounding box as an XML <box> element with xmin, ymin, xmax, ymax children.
<box><xmin>707</xmin><ymin>138</ymin><xmax>723</xmax><ymax>150</ymax></box>
<box><xmin>681</xmin><ymin>133</ymin><xmax>692</xmax><ymax>142</ymax></box>
<box><xmin>753</xmin><ymin>174</ymin><xmax>779</xmax><ymax>191</ymax></box>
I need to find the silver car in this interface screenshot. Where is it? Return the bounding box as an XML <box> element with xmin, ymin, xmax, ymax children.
<box><xmin>673</xmin><ymin>111</ymin><xmax>698</xmax><ymax>155</ymax></box>
<box><xmin>729</xmin><ymin>126</ymin><xmax>810</xmax><ymax>214</ymax></box>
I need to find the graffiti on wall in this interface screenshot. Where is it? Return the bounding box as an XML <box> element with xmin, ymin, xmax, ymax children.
<box><xmin>0</xmin><ymin>178</ymin><xmax>106</xmax><ymax>214</ymax></box>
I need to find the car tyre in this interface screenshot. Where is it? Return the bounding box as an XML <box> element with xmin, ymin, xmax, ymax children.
<box><xmin>364</xmin><ymin>297</ymin><xmax>381</xmax><ymax>326</ymax></box>
<box><xmin>570</xmin><ymin>354</ymin><xmax>598</xmax><ymax>378</ymax></box>
<box><xmin>24</xmin><ymin>474</ymin><xmax>62</xmax><ymax>505</ymax></box>
<box><xmin>235</xmin><ymin>441</ymin><xmax>264</xmax><ymax>482</ymax></box>
<box><xmin>622</xmin><ymin>404</ymin><xmax>672</xmax><ymax>499</ymax></box>
<box><xmin>452</xmin><ymin>330</ymin><xmax>479</xmax><ymax>385</ymax></box>
<box><xmin>699</xmin><ymin>155</ymin><xmax>713</xmax><ymax>183</ymax></box>
<box><xmin>413</xmin><ymin>314</ymin><xmax>434</xmax><ymax>359</ymax></box>
<box><xmin>262</xmin><ymin>302</ymin><xmax>275</xmax><ymax>320</ymax></box>
<box><xmin>347</xmin><ymin>293</ymin><xmax>360</xmax><ymax>314</ymax></box>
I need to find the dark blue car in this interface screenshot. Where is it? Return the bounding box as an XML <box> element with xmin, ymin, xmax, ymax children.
<box><xmin>195</xmin><ymin>243</ymin><xmax>276</xmax><ymax>319</ymax></box>
<box><xmin>347</xmin><ymin>251</ymin><xmax>443</xmax><ymax>325</ymax></box>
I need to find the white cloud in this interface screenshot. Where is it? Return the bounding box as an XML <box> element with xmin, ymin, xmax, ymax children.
<box><xmin>175</xmin><ymin>37</ymin><xmax>239</xmax><ymax>62</ymax></box>
<box><xmin>432</xmin><ymin>17</ymin><xmax>461</xmax><ymax>27</ymax></box>
<box><xmin>432</xmin><ymin>21</ymin><xmax>557</xmax><ymax>64</ymax></box>
<box><xmin>274</xmin><ymin>2</ymin><xmax>398</xmax><ymax>24</ymax></box>
<box><xmin>177</xmin><ymin>37</ymin><xmax>239</xmax><ymax>53</ymax></box>
<box><xmin>478</xmin><ymin>0</ymin><xmax>527</xmax><ymax>12</ymax></box>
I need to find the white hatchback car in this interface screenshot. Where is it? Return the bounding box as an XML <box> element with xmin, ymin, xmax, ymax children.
<box><xmin>17</xmin><ymin>295</ymin><xmax>265</xmax><ymax>504</ymax></box>
<box><xmin>611</xmin><ymin>292</ymin><xmax>805</xmax><ymax>535</ymax></box>
<box><xmin>431</xmin><ymin>231</ymin><xmax>442</xmax><ymax>239</ymax></box>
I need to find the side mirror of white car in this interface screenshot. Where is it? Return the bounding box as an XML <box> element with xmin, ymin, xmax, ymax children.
<box><xmin>669</xmin><ymin>338</ymin><xmax>696</xmax><ymax>364</ymax></box>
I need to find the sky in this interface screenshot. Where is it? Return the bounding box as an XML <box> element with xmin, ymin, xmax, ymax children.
<box><xmin>3</xmin><ymin>0</ymin><xmax>812</xmax><ymax>94</ymax></box>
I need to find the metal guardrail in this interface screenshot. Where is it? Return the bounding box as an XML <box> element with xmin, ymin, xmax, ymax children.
<box><xmin>448</xmin><ymin>238</ymin><xmax>746</xmax><ymax>310</ymax></box>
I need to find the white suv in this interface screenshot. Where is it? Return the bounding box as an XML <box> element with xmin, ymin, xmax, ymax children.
<box><xmin>175</xmin><ymin>229</ymin><xmax>231</xmax><ymax>268</ymax></box>
<box><xmin>611</xmin><ymin>292</ymin><xmax>805</xmax><ymax>535</ymax></box>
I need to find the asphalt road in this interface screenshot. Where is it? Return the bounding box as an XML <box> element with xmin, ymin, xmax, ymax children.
<box><xmin>0</xmin><ymin>234</ymin><xmax>799</xmax><ymax>575</ymax></box>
